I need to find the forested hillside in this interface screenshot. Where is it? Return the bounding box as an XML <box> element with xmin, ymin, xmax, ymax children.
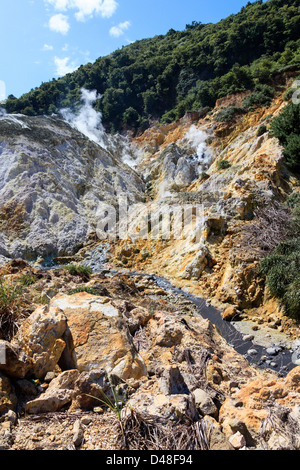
<box><xmin>5</xmin><ymin>0</ymin><xmax>300</xmax><ymax>132</ymax></box>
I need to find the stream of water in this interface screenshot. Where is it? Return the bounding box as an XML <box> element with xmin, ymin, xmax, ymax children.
<box><xmin>106</xmin><ymin>269</ymin><xmax>298</xmax><ymax>377</ymax></box>
<box><xmin>40</xmin><ymin>258</ymin><xmax>298</xmax><ymax>377</ymax></box>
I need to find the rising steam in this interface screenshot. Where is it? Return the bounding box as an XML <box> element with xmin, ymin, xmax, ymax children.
<box><xmin>182</xmin><ymin>125</ymin><xmax>214</xmax><ymax>172</ymax></box>
<box><xmin>60</xmin><ymin>88</ymin><xmax>142</xmax><ymax>168</ymax></box>
<box><xmin>60</xmin><ymin>89</ymin><xmax>107</xmax><ymax>148</ymax></box>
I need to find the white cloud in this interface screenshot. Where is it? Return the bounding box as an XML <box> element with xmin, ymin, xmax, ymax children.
<box><xmin>109</xmin><ymin>20</ymin><xmax>131</xmax><ymax>38</ymax></box>
<box><xmin>49</xmin><ymin>14</ymin><xmax>70</xmax><ymax>34</ymax></box>
<box><xmin>54</xmin><ymin>56</ymin><xmax>78</xmax><ymax>76</ymax></box>
<box><xmin>43</xmin><ymin>44</ymin><xmax>54</xmax><ymax>51</ymax></box>
<box><xmin>46</xmin><ymin>0</ymin><xmax>118</xmax><ymax>21</ymax></box>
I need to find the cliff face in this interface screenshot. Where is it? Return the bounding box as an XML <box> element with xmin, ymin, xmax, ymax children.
<box><xmin>104</xmin><ymin>84</ymin><xmax>300</xmax><ymax>338</ymax></box>
<box><xmin>0</xmin><ymin>114</ymin><xmax>145</xmax><ymax>263</ymax></box>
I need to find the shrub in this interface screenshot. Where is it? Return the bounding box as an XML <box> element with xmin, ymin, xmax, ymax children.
<box><xmin>242</xmin><ymin>84</ymin><xmax>275</xmax><ymax>109</ymax></box>
<box><xmin>259</xmin><ymin>254</ymin><xmax>295</xmax><ymax>297</ymax></box>
<box><xmin>257</xmin><ymin>124</ymin><xmax>268</xmax><ymax>137</ymax></box>
<box><xmin>259</xmin><ymin>247</ymin><xmax>300</xmax><ymax>319</ymax></box>
<box><xmin>258</xmin><ymin>194</ymin><xmax>300</xmax><ymax>319</ymax></box>
<box><xmin>217</xmin><ymin>160</ymin><xmax>231</xmax><ymax>170</ymax></box>
<box><xmin>65</xmin><ymin>264</ymin><xmax>93</xmax><ymax>280</ymax></box>
<box><xmin>283</xmin><ymin>279</ymin><xmax>300</xmax><ymax>318</ymax></box>
<box><xmin>0</xmin><ymin>277</ymin><xmax>24</xmax><ymax>340</ymax></box>
<box><xmin>283</xmin><ymin>88</ymin><xmax>294</xmax><ymax>101</ymax></box>
<box><xmin>287</xmin><ymin>192</ymin><xmax>300</xmax><ymax>209</ymax></box>
<box><xmin>270</xmin><ymin>103</ymin><xmax>300</xmax><ymax>172</ymax></box>
<box><xmin>18</xmin><ymin>274</ymin><xmax>37</xmax><ymax>287</ymax></box>
<box><xmin>282</xmin><ymin>134</ymin><xmax>300</xmax><ymax>171</ymax></box>
<box><xmin>215</xmin><ymin>106</ymin><xmax>244</xmax><ymax>122</ymax></box>
<box><xmin>68</xmin><ymin>286</ymin><xmax>99</xmax><ymax>296</ymax></box>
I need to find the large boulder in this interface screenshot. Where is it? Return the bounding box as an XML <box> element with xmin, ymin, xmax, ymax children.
<box><xmin>50</xmin><ymin>293</ymin><xmax>147</xmax><ymax>380</ymax></box>
<box><xmin>0</xmin><ymin>340</ymin><xmax>32</xmax><ymax>379</ymax></box>
<box><xmin>25</xmin><ymin>369</ymin><xmax>79</xmax><ymax>414</ymax></box>
<box><xmin>11</xmin><ymin>305</ymin><xmax>68</xmax><ymax>379</ymax></box>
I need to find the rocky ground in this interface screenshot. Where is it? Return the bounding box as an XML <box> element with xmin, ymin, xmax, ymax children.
<box><xmin>0</xmin><ymin>260</ymin><xmax>299</xmax><ymax>450</ymax></box>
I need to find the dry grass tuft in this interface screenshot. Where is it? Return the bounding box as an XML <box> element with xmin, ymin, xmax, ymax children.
<box><xmin>119</xmin><ymin>409</ymin><xmax>212</xmax><ymax>450</ymax></box>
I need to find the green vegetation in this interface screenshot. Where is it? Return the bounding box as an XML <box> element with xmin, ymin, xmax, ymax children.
<box><xmin>18</xmin><ymin>273</ymin><xmax>37</xmax><ymax>287</ymax></box>
<box><xmin>68</xmin><ymin>286</ymin><xmax>99</xmax><ymax>296</ymax></box>
<box><xmin>64</xmin><ymin>264</ymin><xmax>93</xmax><ymax>280</ymax></box>
<box><xmin>215</xmin><ymin>83</ymin><xmax>276</xmax><ymax>123</ymax></box>
<box><xmin>86</xmin><ymin>374</ymin><xmax>129</xmax><ymax>422</ymax></box>
<box><xmin>0</xmin><ymin>276</ymin><xmax>24</xmax><ymax>340</ymax></box>
<box><xmin>4</xmin><ymin>0</ymin><xmax>300</xmax><ymax>132</ymax></box>
<box><xmin>259</xmin><ymin>194</ymin><xmax>300</xmax><ymax>319</ymax></box>
<box><xmin>270</xmin><ymin>102</ymin><xmax>300</xmax><ymax>172</ymax></box>
<box><xmin>215</xmin><ymin>106</ymin><xmax>245</xmax><ymax>122</ymax></box>
<box><xmin>242</xmin><ymin>83</ymin><xmax>275</xmax><ymax>108</ymax></box>
<box><xmin>256</xmin><ymin>124</ymin><xmax>268</xmax><ymax>136</ymax></box>
<box><xmin>217</xmin><ymin>160</ymin><xmax>231</xmax><ymax>170</ymax></box>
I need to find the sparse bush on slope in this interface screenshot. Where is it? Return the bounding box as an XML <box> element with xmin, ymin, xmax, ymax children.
<box><xmin>271</xmin><ymin>103</ymin><xmax>300</xmax><ymax>172</ymax></box>
<box><xmin>258</xmin><ymin>195</ymin><xmax>300</xmax><ymax>319</ymax></box>
<box><xmin>0</xmin><ymin>276</ymin><xmax>25</xmax><ymax>340</ymax></box>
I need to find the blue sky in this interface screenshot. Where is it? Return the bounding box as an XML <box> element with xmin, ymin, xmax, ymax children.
<box><xmin>0</xmin><ymin>0</ymin><xmax>260</xmax><ymax>99</ymax></box>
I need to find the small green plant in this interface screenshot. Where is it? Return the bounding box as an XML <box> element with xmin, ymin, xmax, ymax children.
<box><xmin>18</xmin><ymin>273</ymin><xmax>37</xmax><ymax>287</ymax></box>
<box><xmin>217</xmin><ymin>159</ymin><xmax>231</xmax><ymax>170</ymax></box>
<box><xmin>200</xmin><ymin>172</ymin><xmax>210</xmax><ymax>181</ymax></box>
<box><xmin>67</xmin><ymin>286</ymin><xmax>99</xmax><ymax>296</ymax></box>
<box><xmin>0</xmin><ymin>276</ymin><xmax>24</xmax><ymax>340</ymax></box>
<box><xmin>85</xmin><ymin>372</ymin><xmax>130</xmax><ymax>446</ymax></box>
<box><xmin>256</xmin><ymin>124</ymin><xmax>267</xmax><ymax>137</ymax></box>
<box><xmin>85</xmin><ymin>373</ymin><xmax>129</xmax><ymax>419</ymax></box>
<box><xmin>65</xmin><ymin>264</ymin><xmax>93</xmax><ymax>279</ymax></box>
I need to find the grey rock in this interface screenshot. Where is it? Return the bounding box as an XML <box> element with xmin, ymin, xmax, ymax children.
<box><xmin>243</xmin><ymin>335</ymin><xmax>254</xmax><ymax>342</ymax></box>
<box><xmin>44</xmin><ymin>371</ymin><xmax>56</xmax><ymax>383</ymax></box>
<box><xmin>247</xmin><ymin>349</ymin><xmax>258</xmax><ymax>356</ymax></box>
<box><xmin>73</xmin><ymin>419</ymin><xmax>84</xmax><ymax>447</ymax></box>
<box><xmin>193</xmin><ymin>389</ymin><xmax>218</xmax><ymax>418</ymax></box>
<box><xmin>0</xmin><ymin>114</ymin><xmax>145</xmax><ymax>262</ymax></box>
<box><xmin>229</xmin><ymin>431</ymin><xmax>247</xmax><ymax>449</ymax></box>
<box><xmin>266</xmin><ymin>347</ymin><xmax>278</xmax><ymax>356</ymax></box>
<box><xmin>0</xmin><ymin>340</ymin><xmax>32</xmax><ymax>379</ymax></box>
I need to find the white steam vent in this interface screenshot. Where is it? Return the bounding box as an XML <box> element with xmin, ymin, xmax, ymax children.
<box><xmin>181</xmin><ymin>124</ymin><xmax>214</xmax><ymax>174</ymax></box>
<box><xmin>60</xmin><ymin>88</ymin><xmax>143</xmax><ymax>168</ymax></box>
<box><xmin>60</xmin><ymin>88</ymin><xmax>106</xmax><ymax>148</ymax></box>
